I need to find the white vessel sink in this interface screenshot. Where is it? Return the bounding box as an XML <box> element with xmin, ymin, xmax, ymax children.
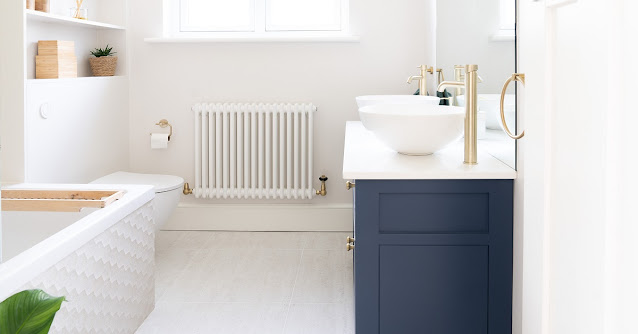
<box><xmin>359</xmin><ymin>104</ymin><xmax>464</xmax><ymax>155</ymax></box>
<box><xmin>356</xmin><ymin>95</ymin><xmax>440</xmax><ymax>108</ymax></box>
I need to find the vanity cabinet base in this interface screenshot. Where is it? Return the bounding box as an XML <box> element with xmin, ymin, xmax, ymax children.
<box><xmin>353</xmin><ymin>179</ymin><xmax>513</xmax><ymax>334</ymax></box>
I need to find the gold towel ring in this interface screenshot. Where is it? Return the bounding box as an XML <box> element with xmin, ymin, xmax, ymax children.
<box><xmin>500</xmin><ymin>73</ymin><xmax>525</xmax><ymax>140</ymax></box>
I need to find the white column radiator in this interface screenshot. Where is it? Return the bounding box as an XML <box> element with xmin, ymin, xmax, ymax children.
<box><xmin>192</xmin><ymin>102</ymin><xmax>316</xmax><ymax>200</ymax></box>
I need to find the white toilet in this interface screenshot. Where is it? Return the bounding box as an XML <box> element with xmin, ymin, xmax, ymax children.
<box><xmin>91</xmin><ymin>172</ymin><xmax>184</xmax><ymax>230</ymax></box>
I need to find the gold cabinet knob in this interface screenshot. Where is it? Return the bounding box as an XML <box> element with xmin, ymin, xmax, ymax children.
<box><xmin>346</xmin><ymin>181</ymin><xmax>356</xmax><ymax>190</ymax></box>
<box><xmin>346</xmin><ymin>236</ymin><xmax>355</xmax><ymax>251</ymax></box>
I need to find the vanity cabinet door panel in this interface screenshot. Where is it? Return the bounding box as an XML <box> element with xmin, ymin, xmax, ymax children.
<box><xmin>379</xmin><ymin>192</ymin><xmax>490</xmax><ymax>234</ymax></box>
<box><xmin>379</xmin><ymin>245</ymin><xmax>489</xmax><ymax>334</ymax></box>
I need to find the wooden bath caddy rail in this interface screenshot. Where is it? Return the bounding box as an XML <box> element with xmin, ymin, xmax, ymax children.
<box><xmin>1</xmin><ymin>189</ymin><xmax>124</xmax><ymax>212</ymax></box>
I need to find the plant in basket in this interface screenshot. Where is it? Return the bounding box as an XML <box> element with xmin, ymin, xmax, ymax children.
<box><xmin>89</xmin><ymin>45</ymin><xmax>118</xmax><ymax>76</ymax></box>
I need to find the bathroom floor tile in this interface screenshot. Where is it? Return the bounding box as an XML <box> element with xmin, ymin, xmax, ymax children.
<box><xmin>154</xmin><ymin>231</ymin><xmax>182</xmax><ymax>252</ymax></box>
<box><xmin>141</xmin><ymin>231</ymin><xmax>354</xmax><ymax>333</ymax></box>
<box><xmin>154</xmin><ymin>248</ymin><xmax>203</xmax><ymax>300</ymax></box>
<box><xmin>162</xmin><ymin>248</ymin><xmax>301</xmax><ymax>303</ymax></box>
<box><xmin>283</xmin><ymin>303</ymin><xmax>355</xmax><ymax>334</ymax></box>
<box><xmin>207</xmin><ymin>231</ymin><xmax>308</xmax><ymax>250</ymax></box>
<box><xmin>302</xmin><ymin>232</ymin><xmax>350</xmax><ymax>250</ymax></box>
<box><xmin>344</xmin><ymin>251</ymin><xmax>354</xmax><ymax>299</ymax></box>
<box><xmin>166</xmin><ymin>231</ymin><xmax>218</xmax><ymax>249</ymax></box>
<box><xmin>291</xmin><ymin>250</ymin><xmax>349</xmax><ymax>303</ymax></box>
<box><xmin>135</xmin><ymin>302</ymin><xmax>288</xmax><ymax>334</ymax></box>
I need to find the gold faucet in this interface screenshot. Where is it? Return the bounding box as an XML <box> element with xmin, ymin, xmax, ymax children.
<box><xmin>452</xmin><ymin>64</ymin><xmax>484</xmax><ymax>105</ymax></box>
<box><xmin>407</xmin><ymin>65</ymin><xmax>433</xmax><ymax>96</ymax></box>
<box><xmin>453</xmin><ymin>65</ymin><xmax>466</xmax><ymax>98</ymax></box>
<box><xmin>438</xmin><ymin>64</ymin><xmax>479</xmax><ymax>165</ymax></box>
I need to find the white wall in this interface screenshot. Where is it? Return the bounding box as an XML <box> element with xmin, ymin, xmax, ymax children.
<box><xmin>517</xmin><ymin>0</ymin><xmax>638</xmax><ymax>333</ymax></box>
<box><xmin>0</xmin><ymin>0</ymin><xmax>26</xmax><ymax>262</ymax></box>
<box><xmin>24</xmin><ymin>77</ymin><xmax>130</xmax><ymax>183</ymax></box>
<box><xmin>1</xmin><ymin>0</ymin><xmax>130</xmax><ymax>185</ymax></box>
<box><xmin>47</xmin><ymin>0</ymin><xmax>127</xmax><ymax>27</ymax></box>
<box><xmin>0</xmin><ymin>2</ymin><xmax>26</xmax><ymax>185</ymax></box>
<box><xmin>605</xmin><ymin>3</ymin><xmax>638</xmax><ymax>332</ymax></box>
<box><xmin>128</xmin><ymin>0</ymin><xmax>437</xmax><ymax>209</ymax></box>
<box><xmin>437</xmin><ymin>0</ymin><xmax>515</xmax><ymax>94</ymax></box>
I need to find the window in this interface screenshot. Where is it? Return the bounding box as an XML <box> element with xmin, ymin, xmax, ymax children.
<box><xmin>168</xmin><ymin>0</ymin><xmax>349</xmax><ymax>36</ymax></box>
<box><xmin>491</xmin><ymin>0</ymin><xmax>515</xmax><ymax>41</ymax></box>
<box><xmin>266</xmin><ymin>0</ymin><xmax>342</xmax><ymax>31</ymax></box>
<box><xmin>180</xmin><ymin>0</ymin><xmax>255</xmax><ymax>32</ymax></box>
<box><xmin>499</xmin><ymin>0</ymin><xmax>515</xmax><ymax>31</ymax></box>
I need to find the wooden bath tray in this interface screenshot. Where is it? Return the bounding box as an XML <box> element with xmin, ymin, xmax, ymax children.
<box><xmin>1</xmin><ymin>189</ymin><xmax>124</xmax><ymax>212</ymax></box>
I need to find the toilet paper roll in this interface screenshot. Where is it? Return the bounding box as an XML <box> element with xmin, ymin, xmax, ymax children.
<box><xmin>151</xmin><ymin>133</ymin><xmax>169</xmax><ymax>149</ymax></box>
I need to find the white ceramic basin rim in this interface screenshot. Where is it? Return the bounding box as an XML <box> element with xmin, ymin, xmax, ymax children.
<box><xmin>356</xmin><ymin>95</ymin><xmax>441</xmax><ymax>109</ymax></box>
<box><xmin>359</xmin><ymin>104</ymin><xmax>464</xmax><ymax>155</ymax></box>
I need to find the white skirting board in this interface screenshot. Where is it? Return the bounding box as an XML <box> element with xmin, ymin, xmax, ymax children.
<box><xmin>162</xmin><ymin>203</ymin><xmax>353</xmax><ymax>231</ymax></box>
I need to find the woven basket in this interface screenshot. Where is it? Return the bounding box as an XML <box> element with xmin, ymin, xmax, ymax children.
<box><xmin>89</xmin><ymin>56</ymin><xmax>118</xmax><ymax>76</ymax></box>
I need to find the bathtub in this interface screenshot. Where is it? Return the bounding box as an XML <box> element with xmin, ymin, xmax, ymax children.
<box><xmin>0</xmin><ymin>183</ymin><xmax>155</xmax><ymax>334</ymax></box>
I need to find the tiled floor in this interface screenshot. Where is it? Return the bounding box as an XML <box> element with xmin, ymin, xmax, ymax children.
<box><xmin>135</xmin><ymin>231</ymin><xmax>354</xmax><ymax>334</ymax></box>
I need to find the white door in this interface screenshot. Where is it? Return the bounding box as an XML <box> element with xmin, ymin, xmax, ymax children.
<box><xmin>516</xmin><ymin>1</ymin><xmax>638</xmax><ymax>334</ymax></box>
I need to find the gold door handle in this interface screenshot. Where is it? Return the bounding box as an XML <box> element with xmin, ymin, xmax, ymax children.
<box><xmin>346</xmin><ymin>181</ymin><xmax>356</xmax><ymax>190</ymax></box>
<box><xmin>500</xmin><ymin>73</ymin><xmax>526</xmax><ymax>140</ymax></box>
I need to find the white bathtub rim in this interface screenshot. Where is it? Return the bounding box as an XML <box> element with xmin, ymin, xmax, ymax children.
<box><xmin>0</xmin><ymin>183</ymin><xmax>154</xmax><ymax>301</ymax></box>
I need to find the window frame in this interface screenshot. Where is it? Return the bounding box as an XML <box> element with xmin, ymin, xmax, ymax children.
<box><xmin>164</xmin><ymin>0</ymin><xmax>350</xmax><ymax>38</ymax></box>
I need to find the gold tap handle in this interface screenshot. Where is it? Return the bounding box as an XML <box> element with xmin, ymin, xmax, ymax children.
<box><xmin>500</xmin><ymin>74</ymin><xmax>525</xmax><ymax>140</ymax></box>
<box><xmin>436</xmin><ymin>69</ymin><xmax>445</xmax><ymax>85</ymax></box>
<box><xmin>417</xmin><ymin>65</ymin><xmax>434</xmax><ymax>74</ymax></box>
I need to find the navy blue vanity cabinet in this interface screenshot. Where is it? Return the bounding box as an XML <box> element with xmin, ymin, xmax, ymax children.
<box><xmin>353</xmin><ymin>179</ymin><xmax>513</xmax><ymax>334</ymax></box>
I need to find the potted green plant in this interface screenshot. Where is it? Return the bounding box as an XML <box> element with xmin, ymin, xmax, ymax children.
<box><xmin>0</xmin><ymin>289</ymin><xmax>65</xmax><ymax>334</ymax></box>
<box><xmin>89</xmin><ymin>45</ymin><xmax>118</xmax><ymax>76</ymax></box>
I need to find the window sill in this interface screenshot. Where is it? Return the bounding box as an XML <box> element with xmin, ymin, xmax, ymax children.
<box><xmin>490</xmin><ymin>29</ymin><xmax>515</xmax><ymax>42</ymax></box>
<box><xmin>144</xmin><ymin>34</ymin><xmax>360</xmax><ymax>43</ymax></box>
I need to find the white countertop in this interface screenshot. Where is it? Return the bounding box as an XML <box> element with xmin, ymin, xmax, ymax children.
<box><xmin>343</xmin><ymin>122</ymin><xmax>517</xmax><ymax>180</ymax></box>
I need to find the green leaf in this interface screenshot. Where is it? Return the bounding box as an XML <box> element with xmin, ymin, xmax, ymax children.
<box><xmin>90</xmin><ymin>44</ymin><xmax>116</xmax><ymax>57</ymax></box>
<box><xmin>0</xmin><ymin>290</ymin><xmax>65</xmax><ymax>334</ymax></box>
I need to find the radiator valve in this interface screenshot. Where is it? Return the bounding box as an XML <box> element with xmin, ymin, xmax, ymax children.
<box><xmin>316</xmin><ymin>175</ymin><xmax>328</xmax><ymax>196</ymax></box>
<box><xmin>183</xmin><ymin>183</ymin><xmax>193</xmax><ymax>195</ymax></box>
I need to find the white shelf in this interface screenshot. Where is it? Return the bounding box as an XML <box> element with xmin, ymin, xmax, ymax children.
<box><xmin>26</xmin><ymin>10</ymin><xmax>125</xmax><ymax>30</ymax></box>
<box><xmin>27</xmin><ymin>76</ymin><xmax>128</xmax><ymax>84</ymax></box>
<box><xmin>144</xmin><ymin>34</ymin><xmax>360</xmax><ymax>43</ymax></box>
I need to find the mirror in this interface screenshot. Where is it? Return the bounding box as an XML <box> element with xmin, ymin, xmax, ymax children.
<box><xmin>436</xmin><ymin>0</ymin><xmax>517</xmax><ymax>168</ymax></box>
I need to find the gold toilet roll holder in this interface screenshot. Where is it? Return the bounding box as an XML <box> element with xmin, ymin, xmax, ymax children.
<box><xmin>151</xmin><ymin>119</ymin><xmax>173</xmax><ymax>141</ymax></box>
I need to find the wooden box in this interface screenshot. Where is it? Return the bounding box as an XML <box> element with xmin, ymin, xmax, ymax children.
<box><xmin>36</xmin><ymin>40</ymin><xmax>77</xmax><ymax>79</ymax></box>
<box><xmin>36</xmin><ymin>55</ymin><xmax>78</xmax><ymax>79</ymax></box>
<box><xmin>38</xmin><ymin>40</ymin><xmax>75</xmax><ymax>57</ymax></box>
<box><xmin>35</xmin><ymin>0</ymin><xmax>49</xmax><ymax>12</ymax></box>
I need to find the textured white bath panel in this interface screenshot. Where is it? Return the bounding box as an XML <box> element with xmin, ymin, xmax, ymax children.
<box><xmin>19</xmin><ymin>202</ymin><xmax>156</xmax><ymax>334</ymax></box>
